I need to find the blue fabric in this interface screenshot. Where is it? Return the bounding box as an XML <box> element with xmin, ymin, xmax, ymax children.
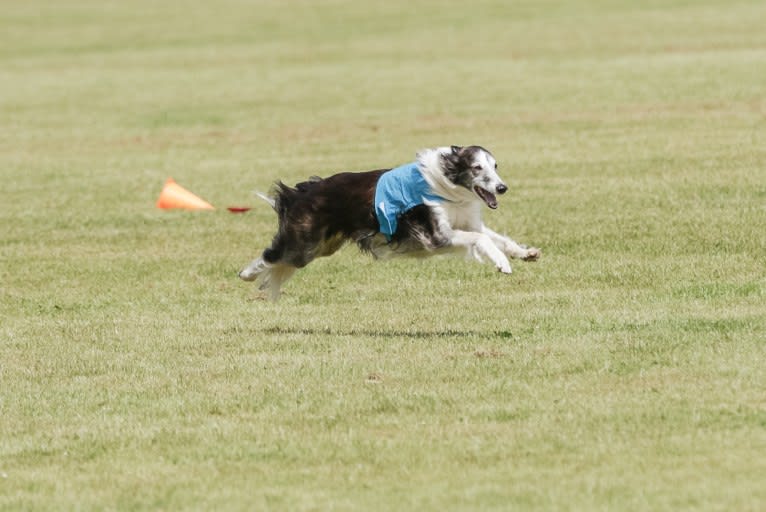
<box><xmin>374</xmin><ymin>162</ymin><xmax>444</xmax><ymax>241</ymax></box>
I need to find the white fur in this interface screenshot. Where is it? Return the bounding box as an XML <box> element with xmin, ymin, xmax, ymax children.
<box><xmin>239</xmin><ymin>257</ymin><xmax>295</xmax><ymax>301</ymax></box>
<box><xmin>415</xmin><ymin>147</ymin><xmax>539</xmax><ymax>273</ymax></box>
<box><xmin>255</xmin><ymin>191</ymin><xmax>275</xmax><ymax>208</ymax></box>
<box><xmin>417</xmin><ymin>147</ymin><xmax>475</xmax><ymax>203</ymax></box>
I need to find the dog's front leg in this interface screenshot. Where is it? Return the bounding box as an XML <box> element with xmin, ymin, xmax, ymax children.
<box><xmin>450</xmin><ymin>230</ymin><xmax>512</xmax><ymax>274</ymax></box>
<box><xmin>481</xmin><ymin>226</ymin><xmax>541</xmax><ymax>261</ymax></box>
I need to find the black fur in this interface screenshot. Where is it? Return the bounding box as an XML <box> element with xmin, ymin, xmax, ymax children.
<box><xmin>264</xmin><ymin>170</ymin><xmax>386</xmax><ymax>268</ymax></box>
<box><xmin>441</xmin><ymin>145</ymin><xmax>492</xmax><ymax>188</ymax></box>
<box><xmin>392</xmin><ymin>205</ymin><xmax>450</xmax><ymax>250</ymax></box>
<box><xmin>262</xmin><ymin>164</ymin><xmax>456</xmax><ymax>269</ymax></box>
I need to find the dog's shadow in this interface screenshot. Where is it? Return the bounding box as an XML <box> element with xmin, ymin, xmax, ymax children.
<box><xmin>261</xmin><ymin>326</ymin><xmax>514</xmax><ymax>340</ymax></box>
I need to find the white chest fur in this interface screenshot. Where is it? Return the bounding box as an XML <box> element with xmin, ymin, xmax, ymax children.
<box><xmin>432</xmin><ymin>200</ymin><xmax>483</xmax><ymax>233</ymax></box>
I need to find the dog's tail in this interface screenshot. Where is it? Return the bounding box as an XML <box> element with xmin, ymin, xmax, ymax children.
<box><xmin>257</xmin><ymin>176</ymin><xmax>324</xmax><ymax>213</ymax></box>
<box><xmin>257</xmin><ymin>176</ymin><xmax>321</xmax><ymax>210</ymax></box>
<box><xmin>255</xmin><ymin>191</ymin><xmax>275</xmax><ymax>208</ymax></box>
<box><xmin>268</xmin><ymin>177</ymin><xmax>322</xmax><ymax>211</ymax></box>
<box><xmin>265</xmin><ymin>178</ymin><xmax>324</xmax><ymax>231</ymax></box>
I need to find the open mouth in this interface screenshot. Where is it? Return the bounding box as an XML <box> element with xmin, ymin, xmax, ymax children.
<box><xmin>474</xmin><ymin>186</ymin><xmax>498</xmax><ymax>209</ymax></box>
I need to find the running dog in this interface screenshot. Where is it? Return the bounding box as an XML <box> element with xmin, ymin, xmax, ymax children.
<box><xmin>239</xmin><ymin>145</ymin><xmax>540</xmax><ymax>300</ymax></box>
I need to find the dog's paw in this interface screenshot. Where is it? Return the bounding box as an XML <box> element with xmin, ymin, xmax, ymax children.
<box><xmin>498</xmin><ymin>263</ymin><xmax>513</xmax><ymax>274</ymax></box>
<box><xmin>238</xmin><ymin>268</ymin><xmax>258</xmax><ymax>281</ymax></box>
<box><xmin>522</xmin><ymin>247</ymin><xmax>541</xmax><ymax>261</ymax></box>
<box><xmin>239</xmin><ymin>258</ymin><xmax>269</xmax><ymax>282</ymax></box>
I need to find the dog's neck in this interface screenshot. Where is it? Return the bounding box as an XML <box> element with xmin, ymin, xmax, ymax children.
<box><xmin>416</xmin><ymin>147</ymin><xmax>474</xmax><ymax>203</ymax></box>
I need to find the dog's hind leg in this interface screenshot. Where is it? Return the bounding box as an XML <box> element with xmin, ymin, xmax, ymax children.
<box><xmin>257</xmin><ymin>263</ymin><xmax>296</xmax><ymax>301</ymax></box>
<box><xmin>239</xmin><ymin>257</ymin><xmax>296</xmax><ymax>301</ymax></box>
<box><xmin>239</xmin><ymin>256</ymin><xmax>269</xmax><ymax>282</ymax></box>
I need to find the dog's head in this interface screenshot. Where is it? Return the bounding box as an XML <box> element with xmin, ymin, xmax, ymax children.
<box><xmin>441</xmin><ymin>145</ymin><xmax>507</xmax><ymax>209</ymax></box>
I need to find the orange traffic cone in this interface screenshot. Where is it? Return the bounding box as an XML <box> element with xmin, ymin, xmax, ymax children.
<box><xmin>156</xmin><ymin>178</ymin><xmax>215</xmax><ymax>210</ymax></box>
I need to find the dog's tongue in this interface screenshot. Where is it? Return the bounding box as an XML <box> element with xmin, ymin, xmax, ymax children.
<box><xmin>475</xmin><ymin>186</ymin><xmax>498</xmax><ymax>209</ymax></box>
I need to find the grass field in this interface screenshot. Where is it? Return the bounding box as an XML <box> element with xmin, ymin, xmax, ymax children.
<box><xmin>2</xmin><ymin>0</ymin><xmax>766</xmax><ymax>510</ymax></box>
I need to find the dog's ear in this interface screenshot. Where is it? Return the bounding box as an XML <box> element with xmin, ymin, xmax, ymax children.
<box><xmin>441</xmin><ymin>146</ymin><xmax>463</xmax><ymax>185</ymax></box>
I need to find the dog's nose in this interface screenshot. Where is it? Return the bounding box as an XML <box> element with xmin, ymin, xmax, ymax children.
<box><xmin>496</xmin><ymin>184</ymin><xmax>508</xmax><ymax>195</ymax></box>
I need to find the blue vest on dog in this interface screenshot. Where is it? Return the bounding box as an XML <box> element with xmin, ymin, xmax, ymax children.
<box><xmin>374</xmin><ymin>162</ymin><xmax>444</xmax><ymax>241</ymax></box>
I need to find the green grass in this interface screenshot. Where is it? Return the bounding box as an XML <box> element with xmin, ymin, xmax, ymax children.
<box><xmin>2</xmin><ymin>0</ymin><xmax>765</xmax><ymax>510</ymax></box>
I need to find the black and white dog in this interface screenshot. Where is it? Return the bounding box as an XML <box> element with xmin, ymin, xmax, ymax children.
<box><xmin>239</xmin><ymin>146</ymin><xmax>540</xmax><ymax>300</ymax></box>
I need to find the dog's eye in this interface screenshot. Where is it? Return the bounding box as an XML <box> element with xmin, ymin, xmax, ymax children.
<box><xmin>472</xmin><ymin>165</ymin><xmax>482</xmax><ymax>170</ymax></box>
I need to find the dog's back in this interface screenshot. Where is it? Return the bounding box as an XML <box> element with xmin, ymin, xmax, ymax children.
<box><xmin>267</xmin><ymin>170</ymin><xmax>386</xmax><ymax>265</ymax></box>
